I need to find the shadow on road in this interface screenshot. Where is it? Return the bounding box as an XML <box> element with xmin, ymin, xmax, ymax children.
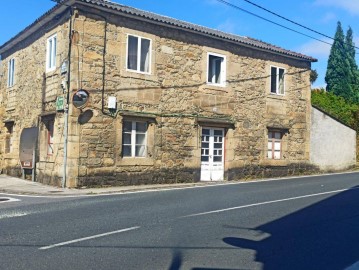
<box><xmin>223</xmin><ymin>186</ymin><xmax>359</xmax><ymax>270</ymax></box>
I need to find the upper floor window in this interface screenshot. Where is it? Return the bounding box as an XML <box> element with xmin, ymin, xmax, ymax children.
<box><xmin>46</xmin><ymin>34</ymin><xmax>57</xmax><ymax>72</ymax></box>
<box><xmin>122</xmin><ymin>120</ymin><xmax>147</xmax><ymax>157</ymax></box>
<box><xmin>207</xmin><ymin>53</ymin><xmax>226</xmax><ymax>86</ymax></box>
<box><xmin>267</xmin><ymin>130</ymin><xmax>283</xmax><ymax>159</ymax></box>
<box><xmin>7</xmin><ymin>58</ymin><xmax>15</xmax><ymax>87</ymax></box>
<box><xmin>127</xmin><ymin>35</ymin><xmax>151</xmax><ymax>74</ymax></box>
<box><xmin>271</xmin><ymin>66</ymin><xmax>285</xmax><ymax>95</ymax></box>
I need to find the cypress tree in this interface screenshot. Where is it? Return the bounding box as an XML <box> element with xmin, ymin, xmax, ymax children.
<box><xmin>345</xmin><ymin>27</ymin><xmax>359</xmax><ymax>102</ymax></box>
<box><xmin>325</xmin><ymin>22</ymin><xmax>351</xmax><ymax>100</ymax></box>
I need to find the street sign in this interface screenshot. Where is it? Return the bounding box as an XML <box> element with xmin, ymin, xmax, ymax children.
<box><xmin>56</xmin><ymin>96</ymin><xmax>64</xmax><ymax>111</ymax></box>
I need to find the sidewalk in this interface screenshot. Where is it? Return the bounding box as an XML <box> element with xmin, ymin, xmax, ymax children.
<box><xmin>0</xmin><ymin>174</ymin><xmax>218</xmax><ymax>196</ymax></box>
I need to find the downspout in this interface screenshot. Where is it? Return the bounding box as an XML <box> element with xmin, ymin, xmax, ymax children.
<box><xmin>78</xmin><ymin>10</ymin><xmax>110</xmax><ymax>117</ymax></box>
<box><xmin>62</xmin><ymin>7</ymin><xmax>74</xmax><ymax>188</ymax></box>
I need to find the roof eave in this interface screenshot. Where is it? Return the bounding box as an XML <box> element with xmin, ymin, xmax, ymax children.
<box><xmin>77</xmin><ymin>0</ymin><xmax>317</xmax><ymax>62</ymax></box>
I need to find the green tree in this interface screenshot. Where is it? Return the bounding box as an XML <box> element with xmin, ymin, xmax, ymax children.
<box><xmin>325</xmin><ymin>22</ymin><xmax>351</xmax><ymax>99</ymax></box>
<box><xmin>345</xmin><ymin>27</ymin><xmax>359</xmax><ymax>102</ymax></box>
<box><xmin>310</xmin><ymin>69</ymin><xmax>318</xmax><ymax>84</ymax></box>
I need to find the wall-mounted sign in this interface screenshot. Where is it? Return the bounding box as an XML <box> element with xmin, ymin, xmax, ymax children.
<box><xmin>73</xmin><ymin>89</ymin><xmax>90</xmax><ymax>109</ymax></box>
<box><xmin>56</xmin><ymin>96</ymin><xmax>65</xmax><ymax>111</ymax></box>
<box><xmin>61</xmin><ymin>60</ymin><xmax>68</xmax><ymax>74</ymax></box>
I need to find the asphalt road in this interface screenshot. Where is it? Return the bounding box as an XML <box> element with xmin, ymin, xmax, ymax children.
<box><xmin>1</xmin><ymin>172</ymin><xmax>359</xmax><ymax>270</ymax></box>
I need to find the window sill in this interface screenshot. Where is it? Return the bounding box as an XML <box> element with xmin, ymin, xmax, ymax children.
<box><xmin>122</xmin><ymin>69</ymin><xmax>157</xmax><ymax>82</ymax></box>
<box><xmin>200</xmin><ymin>84</ymin><xmax>229</xmax><ymax>93</ymax></box>
<box><xmin>45</xmin><ymin>68</ymin><xmax>57</xmax><ymax>77</ymax></box>
<box><xmin>267</xmin><ymin>93</ymin><xmax>286</xmax><ymax>100</ymax></box>
<box><xmin>118</xmin><ymin>157</ymin><xmax>154</xmax><ymax>166</ymax></box>
<box><xmin>260</xmin><ymin>159</ymin><xmax>288</xmax><ymax>166</ymax></box>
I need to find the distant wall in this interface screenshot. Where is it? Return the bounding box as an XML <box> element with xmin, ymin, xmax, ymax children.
<box><xmin>311</xmin><ymin>106</ymin><xmax>357</xmax><ymax>170</ymax></box>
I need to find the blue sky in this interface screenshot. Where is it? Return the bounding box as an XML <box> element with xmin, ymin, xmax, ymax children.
<box><xmin>1</xmin><ymin>0</ymin><xmax>359</xmax><ymax>88</ymax></box>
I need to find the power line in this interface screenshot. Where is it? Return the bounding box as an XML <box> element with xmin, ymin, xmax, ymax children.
<box><xmin>215</xmin><ymin>0</ymin><xmax>332</xmax><ymax>46</ymax></box>
<box><xmin>238</xmin><ymin>0</ymin><xmax>359</xmax><ymax>52</ymax></box>
<box><xmin>240</xmin><ymin>0</ymin><xmax>333</xmax><ymax>40</ymax></box>
<box><xmin>216</xmin><ymin>0</ymin><xmax>359</xmax><ymax>54</ymax></box>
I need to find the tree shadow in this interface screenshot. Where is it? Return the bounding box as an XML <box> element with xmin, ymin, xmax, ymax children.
<box><xmin>223</xmin><ymin>186</ymin><xmax>359</xmax><ymax>270</ymax></box>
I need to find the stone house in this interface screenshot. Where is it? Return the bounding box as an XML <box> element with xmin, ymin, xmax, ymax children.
<box><xmin>0</xmin><ymin>0</ymin><xmax>318</xmax><ymax>187</ymax></box>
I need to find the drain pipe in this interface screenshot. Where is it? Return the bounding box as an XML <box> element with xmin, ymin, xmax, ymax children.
<box><xmin>62</xmin><ymin>7</ymin><xmax>74</xmax><ymax>188</ymax></box>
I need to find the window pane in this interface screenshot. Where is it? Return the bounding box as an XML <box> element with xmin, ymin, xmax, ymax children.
<box><xmin>201</xmin><ymin>142</ymin><xmax>209</xmax><ymax>149</ymax></box>
<box><xmin>136</xmin><ymin>122</ymin><xmax>147</xmax><ymax>133</ymax></box>
<box><xmin>136</xmin><ymin>134</ymin><xmax>146</xmax><ymax>145</ymax></box>
<box><xmin>202</xmin><ymin>129</ymin><xmax>210</xmax><ymax>135</ymax></box>
<box><xmin>268</xmin><ymin>151</ymin><xmax>273</xmax><ymax>159</ymax></box>
<box><xmin>123</xmin><ymin>121</ymin><xmax>132</xmax><ymax>132</ymax></box>
<box><xmin>123</xmin><ymin>145</ymin><xmax>131</xmax><ymax>157</ymax></box>
<box><xmin>127</xmin><ymin>36</ymin><xmax>138</xmax><ymax>70</ymax></box>
<box><xmin>201</xmin><ymin>156</ymin><xmax>209</xmax><ymax>162</ymax></box>
<box><xmin>48</xmin><ymin>39</ymin><xmax>52</xmax><ymax>69</ymax></box>
<box><xmin>214</xmin><ymin>130</ymin><xmax>223</xmax><ymax>136</ymax></box>
<box><xmin>274</xmin><ymin>141</ymin><xmax>281</xmax><ymax>151</ymax></box>
<box><xmin>52</xmin><ymin>36</ymin><xmax>57</xmax><ymax>67</ymax></box>
<box><xmin>140</xmin><ymin>38</ymin><xmax>150</xmax><ymax>73</ymax></box>
<box><xmin>274</xmin><ymin>132</ymin><xmax>281</xmax><ymax>139</ymax></box>
<box><xmin>268</xmin><ymin>141</ymin><xmax>273</xmax><ymax>150</ymax></box>
<box><xmin>123</xmin><ymin>133</ymin><xmax>131</xmax><ymax>144</ymax></box>
<box><xmin>271</xmin><ymin>67</ymin><xmax>277</xmax><ymax>93</ymax></box>
<box><xmin>135</xmin><ymin>145</ymin><xmax>146</xmax><ymax>157</ymax></box>
<box><xmin>213</xmin><ymin>156</ymin><xmax>222</xmax><ymax>162</ymax></box>
<box><xmin>274</xmin><ymin>151</ymin><xmax>281</xmax><ymax>159</ymax></box>
<box><xmin>214</xmin><ymin>143</ymin><xmax>222</xmax><ymax>149</ymax></box>
<box><xmin>208</xmin><ymin>55</ymin><xmax>223</xmax><ymax>84</ymax></box>
<box><xmin>214</xmin><ymin>58</ymin><xmax>221</xmax><ymax>83</ymax></box>
<box><xmin>279</xmin><ymin>68</ymin><xmax>284</xmax><ymax>94</ymax></box>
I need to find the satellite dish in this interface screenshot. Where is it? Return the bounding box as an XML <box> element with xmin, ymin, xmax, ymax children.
<box><xmin>72</xmin><ymin>89</ymin><xmax>90</xmax><ymax>109</ymax></box>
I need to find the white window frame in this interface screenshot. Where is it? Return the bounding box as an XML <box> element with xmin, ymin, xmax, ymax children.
<box><xmin>267</xmin><ymin>130</ymin><xmax>282</xmax><ymax>160</ymax></box>
<box><xmin>126</xmin><ymin>34</ymin><xmax>152</xmax><ymax>74</ymax></box>
<box><xmin>270</xmin><ymin>66</ymin><xmax>285</xmax><ymax>95</ymax></box>
<box><xmin>46</xmin><ymin>34</ymin><xmax>57</xmax><ymax>72</ymax></box>
<box><xmin>7</xmin><ymin>58</ymin><xmax>15</xmax><ymax>88</ymax></box>
<box><xmin>207</xmin><ymin>52</ymin><xmax>226</xmax><ymax>87</ymax></box>
<box><xmin>122</xmin><ymin>121</ymin><xmax>147</xmax><ymax>158</ymax></box>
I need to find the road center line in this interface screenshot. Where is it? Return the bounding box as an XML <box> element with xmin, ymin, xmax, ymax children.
<box><xmin>181</xmin><ymin>186</ymin><xmax>359</xmax><ymax>218</ymax></box>
<box><xmin>39</xmin><ymin>226</ymin><xmax>140</xmax><ymax>250</ymax></box>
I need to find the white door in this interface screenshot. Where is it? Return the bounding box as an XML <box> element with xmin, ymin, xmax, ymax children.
<box><xmin>200</xmin><ymin>128</ymin><xmax>224</xmax><ymax>181</ymax></box>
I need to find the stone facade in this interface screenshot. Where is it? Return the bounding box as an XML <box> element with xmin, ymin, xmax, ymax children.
<box><xmin>0</xmin><ymin>1</ymin><xmax>317</xmax><ymax>187</ymax></box>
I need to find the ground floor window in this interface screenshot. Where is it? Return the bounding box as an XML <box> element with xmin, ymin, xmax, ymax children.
<box><xmin>122</xmin><ymin>120</ymin><xmax>147</xmax><ymax>157</ymax></box>
<box><xmin>46</xmin><ymin>120</ymin><xmax>54</xmax><ymax>156</ymax></box>
<box><xmin>267</xmin><ymin>130</ymin><xmax>283</xmax><ymax>159</ymax></box>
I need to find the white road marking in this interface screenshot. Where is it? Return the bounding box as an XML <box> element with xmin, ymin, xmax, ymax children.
<box><xmin>0</xmin><ymin>212</ymin><xmax>29</xmax><ymax>220</ymax></box>
<box><xmin>39</xmin><ymin>226</ymin><xmax>140</xmax><ymax>250</ymax></box>
<box><xmin>182</xmin><ymin>186</ymin><xmax>359</xmax><ymax>218</ymax></box>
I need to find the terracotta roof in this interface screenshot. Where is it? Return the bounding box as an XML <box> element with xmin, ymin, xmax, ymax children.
<box><xmin>0</xmin><ymin>0</ymin><xmax>317</xmax><ymax>62</ymax></box>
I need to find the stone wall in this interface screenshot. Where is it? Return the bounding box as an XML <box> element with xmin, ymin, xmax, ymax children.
<box><xmin>0</xmin><ymin>11</ymin><xmax>71</xmax><ymax>186</ymax></box>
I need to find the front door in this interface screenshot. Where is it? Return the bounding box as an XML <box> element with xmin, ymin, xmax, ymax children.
<box><xmin>200</xmin><ymin>128</ymin><xmax>224</xmax><ymax>181</ymax></box>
